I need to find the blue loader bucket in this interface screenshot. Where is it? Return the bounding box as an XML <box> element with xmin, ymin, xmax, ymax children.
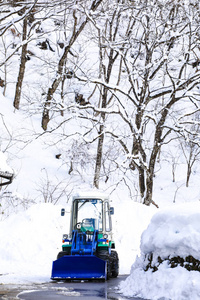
<box><xmin>51</xmin><ymin>255</ymin><xmax>107</xmax><ymax>280</ymax></box>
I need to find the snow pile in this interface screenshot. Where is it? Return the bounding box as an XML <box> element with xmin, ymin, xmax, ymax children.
<box><xmin>119</xmin><ymin>266</ymin><xmax>200</xmax><ymax>300</ymax></box>
<box><xmin>113</xmin><ymin>200</ymin><xmax>157</xmax><ymax>275</ymax></box>
<box><xmin>0</xmin><ymin>203</ymin><xmax>69</xmax><ymax>284</ymax></box>
<box><xmin>119</xmin><ymin>202</ymin><xmax>200</xmax><ymax>300</ymax></box>
<box><xmin>141</xmin><ymin>203</ymin><xmax>200</xmax><ymax>260</ymax></box>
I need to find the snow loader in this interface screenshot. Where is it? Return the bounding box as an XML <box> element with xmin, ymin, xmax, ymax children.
<box><xmin>51</xmin><ymin>194</ymin><xmax>119</xmax><ymax>280</ymax></box>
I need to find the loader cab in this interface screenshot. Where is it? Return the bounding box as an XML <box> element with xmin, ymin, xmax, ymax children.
<box><xmin>70</xmin><ymin>197</ymin><xmax>113</xmax><ymax>236</ymax></box>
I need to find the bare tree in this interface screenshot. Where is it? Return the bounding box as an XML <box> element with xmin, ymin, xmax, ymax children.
<box><xmin>93</xmin><ymin>4</ymin><xmax>122</xmax><ymax>188</ymax></box>
<box><xmin>179</xmin><ymin>118</ymin><xmax>200</xmax><ymax>187</ymax></box>
<box><xmin>0</xmin><ymin>0</ymin><xmax>66</xmax><ymax>108</ymax></box>
<box><xmin>1</xmin><ymin>0</ymin><xmax>200</xmax><ymax>207</ymax></box>
<box><xmin>13</xmin><ymin>16</ymin><xmax>28</xmax><ymax>109</ymax></box>
<box><xmin>78</xmin><ymin>0</ymin><xmax>200</xmax><ymax>205</ymax></box>
<box><xmin>41</xmin><ymin>0</ymin><xmax>104</xmax><ymax>130</ymax></box>
<box><xmin>114</xmin><ymin>0</ymin><xmax>200</xmax><ymax>205</ymax></box>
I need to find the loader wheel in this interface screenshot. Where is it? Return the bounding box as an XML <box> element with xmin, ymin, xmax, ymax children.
<box><xmin>107</xmin><ymin>258</ymin><xmax>112</xmax><ymax>280</ymax></box>
<box><xmin>111</xmin><ymin>250</ymin><xmax>119</xmax><ymax>278</ymax></box>
<box><xmin>96</xmin><ymin>250</ymin><xmax>112</xmax><ymax>280</ymax></box>
<box><xmin>57</xmin><ymin>251</ymin><xmax>69</xmax><ymax>260</ymax></box>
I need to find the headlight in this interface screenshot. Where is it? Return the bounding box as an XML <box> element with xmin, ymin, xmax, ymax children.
<box><xmin>103</xmin><ymin>234</ymin><xmax>108</xmax><ymax>239</ymax></box>
<box><xmin>77</xmin><ymin>223</ymin><xmax>81</xmax><ymax>229</ymax></box>
<box><xmin>63</xmin><ymin>234</ymin><xmax>68</xmax><ymax>240</ymax></box>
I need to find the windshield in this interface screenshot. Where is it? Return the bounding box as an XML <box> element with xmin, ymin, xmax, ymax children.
<box><xmin>72</xmin><ymin>199</ymin><xmax>103</xmax><ymax>232</ymax></box>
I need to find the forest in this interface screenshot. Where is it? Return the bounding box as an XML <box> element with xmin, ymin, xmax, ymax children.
<box><xmin>1</xmin><ymin>0</ymin><xmax>200</xmax><ymax>210</ymax></box>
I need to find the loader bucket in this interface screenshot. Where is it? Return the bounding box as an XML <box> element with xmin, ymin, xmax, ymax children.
<box><xmin>51</xmin><ymin>255</ymin><xmax>107</xmax><ymax>280</ymax></box>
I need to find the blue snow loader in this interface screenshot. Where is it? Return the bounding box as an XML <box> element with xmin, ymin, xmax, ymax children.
<box><xmin>51</xmin><ymin>194</ymin><xmax>119</xmax><ymax>280</ymax></box>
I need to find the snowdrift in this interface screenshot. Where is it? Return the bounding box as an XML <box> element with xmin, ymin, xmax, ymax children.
<box><xmin>0</xmin><ymin>203</ymin><xmax>67</xmax><ymax>284</ymax></box>
<box><xmin>119</xmin><ymin>202</ymin><xmax>200</xmax><ymax>300</ymax></box>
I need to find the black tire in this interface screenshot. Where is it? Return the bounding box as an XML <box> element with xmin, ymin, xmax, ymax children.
<box><xmin>106</xmin><ymin>258</ymin><xmax>112</xmax><ymax>280</ymax></box>
<box><xmin>96</xmin><ymin>250</ymin><xmax>112</xmax><ymax>280</ymax></box>
<box><xmin>111</xmin><ymin>250</ymin><xmax>119</xmax><ymax>278</ymax></box>
<box><xmin>57</xmin><ymin>251</ymin><xmax>69</xmax><ymax>260</ymax></box>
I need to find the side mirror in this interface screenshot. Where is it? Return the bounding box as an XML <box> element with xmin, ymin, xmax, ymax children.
<box><xmin>110</xmin><ymin>207</ymin><xmax>114</xmax><ymax>215</ymax></box>
<box><xmin>61</xmin><ymin>208</ymin><xmax>65</xmax><ymax>216</ymax></box>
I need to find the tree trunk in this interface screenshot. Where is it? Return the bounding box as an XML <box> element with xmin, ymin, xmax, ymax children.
<box><xmin>143</xmin><ymin>143</ymin><xmax>159</xmax><ymax>206</ymax></box>
<box><xmin>139</xmin><ymin>166</ymin><xmax>145</xmax><ymax>199</ymax></box>
<box><xmin>143</xmin><ymin>172</ymin><xmax>153</xmax><ymax>206</ymax></box>
<box><xmin>93</xmin><ymin>23</ymin><xmax>119</xmax><ymax>188</ymax></box>
<box><xmin>93</xmin><ymin>85</ymin><xmax>107</xmax><ymax>189</ymax></box>
<box><xmin>93</xmin><ymin>124</ymin><xmax>104</xmax><ymax>189</ymax></box>
<box><xmin>142</xmin><ymin>101</ymin><xmax>178</xmax><ymax>206</ymax></box>
<box><xmin>13</xmin><ymin>17</ymin><xmax>27</xmax><ymax>109</ymax></box>
<box><xmin>186</xmin><ymin>164</ymin><xmax>191</xmax><ymax>187</ymax></box>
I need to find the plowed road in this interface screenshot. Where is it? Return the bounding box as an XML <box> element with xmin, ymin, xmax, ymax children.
<box><xmin>0</xmin><ymin>276</ymin><xmax>146</xmax><ymax>299</ymax></box>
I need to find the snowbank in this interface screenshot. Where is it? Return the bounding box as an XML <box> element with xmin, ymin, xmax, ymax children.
<box><xmin>141</xmin><ymin>203</ymin><xmax>200</xmax><ymax>261</ymax></box>
<box><xmin>119</xmin><ymin>265</ymin><xmax>200</xmax><ymax>300</ymax></box>
<box><xmin>113</xmin><ymin>200</ymin><xmax>157</xmax><ymax>274</ymax></box>
<box><xmin>0</xmin><ymin>203</ymin><xmax>69</xmax><ymax>284</ymax></box>
<box><xmin>119</xmin><ymin>202</ymin><xmax>200</xmax><ymax>300</ymax></box>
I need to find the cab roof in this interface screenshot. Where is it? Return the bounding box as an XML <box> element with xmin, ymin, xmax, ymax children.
<box><xmin>72</xmin><ymin>191</ymin><xmax>109</xmax><ymax>202</ymax></box>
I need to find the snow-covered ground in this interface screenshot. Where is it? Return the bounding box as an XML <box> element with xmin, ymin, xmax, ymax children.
<box><xmin>1</xmin><ymin>176</ymin><xmax>200</xmax><ymax>300</ymax></box>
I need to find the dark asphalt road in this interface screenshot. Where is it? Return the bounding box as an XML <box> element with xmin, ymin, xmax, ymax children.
<box><xmin>0</xmin><ymin>275</ymin><xmax>147</xmax><ymax>299</ymax></box>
